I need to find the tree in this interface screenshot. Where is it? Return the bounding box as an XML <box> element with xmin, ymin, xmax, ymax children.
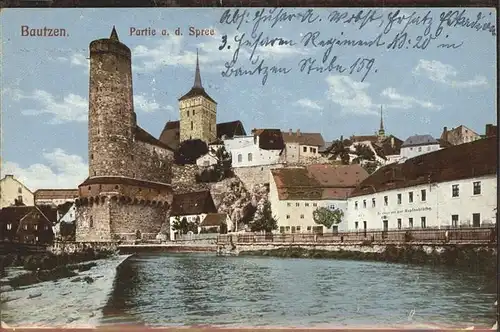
<box><xmin>250</xmin><ymin>201</ymin><xmax>278</xmax><ymax>233</ymax></box>
<box><xmin>312</xmin><ymin>207</ymin><xmax>344</xmax><ymax>229</ymax></box>
<box><xmin>352</xmin><ymin>144</ymin><xmax>376</xmax><ymax>164</ymax></box>
<box><xmin>174</xmin><ymin>139</ymin><xmax>208</xmax><ymax>165</ymax></box>
<box><xmin>326</xmin><ymin>136</ymin><xmax>351</xmax><ymax>165</ymax></box>
<box><xmin>171</xmin><ymin>216</ymin><xmax>200</xmax><ymax>235</ymax></box>
<box><xmin>211</xmin><ymin>146</ymin><xmax>232</xmax><ymax>180</ymax></box>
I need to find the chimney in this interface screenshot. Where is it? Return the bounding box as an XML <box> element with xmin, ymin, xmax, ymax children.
<box><xmin>296</xmin><ymin>129</ymin><xmax>301</xmax><ymax>136</ymax></box>
<box><xmin>289</xmin><ymin>129</ymin><xmax>292</xmax><ymax>135</ymax></box>
<box><xmin>391</xmin><ymin>137</ymin><xmax>394</xmax><ymax>148</ymax></box>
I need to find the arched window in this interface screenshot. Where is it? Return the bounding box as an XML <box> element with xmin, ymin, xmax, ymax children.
<box><xmin>191</xmin><ymin>121</ymin><xmax>194</xmax><ymax>130</ymax></box>
<box><xmin>248</xmin><ymin>153</ymin><xmax>253</xmax><ymax>162</ymax></box>
<box><xmin>89</xmin><ymin>216</ymin><xmax>93</xmax><ymax>228</ymax></box>
<box><xmin>237</xmin><ymin>154</ymin><xmax>242</xmax><ymax>163</ymax></box>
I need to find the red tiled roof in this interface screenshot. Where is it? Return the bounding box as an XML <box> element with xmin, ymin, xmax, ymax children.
<box><xmin>282</xmin><ymin>131</ymin><xmax>325</xmax><ymax>147</ymax></box>
<box><xmin>34</xmin><ymin>189</ymin><xmax>78</xmax><ymax>200</ymax></box>
<box><xmin>350</xmin><ymin>136</ymin><xmax>497</xmax><ymax>197</ymax></box>
<box><xmin>271</xmin><ymin>164</ymin><xmax>369</xmax><ymax>200</ymax></box>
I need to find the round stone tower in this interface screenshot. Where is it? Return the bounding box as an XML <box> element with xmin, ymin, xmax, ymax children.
<box><xmin>88</xmin><ymin>27</ymin><xmax>137</xmax><ymax>178</ymax></box>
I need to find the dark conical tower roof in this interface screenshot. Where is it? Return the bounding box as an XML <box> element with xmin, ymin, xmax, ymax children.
<box><xmin>178</xmin><ymin>49</ymin><xmax>216</xmax><ymax>104</ymax></box>
<box><xmin>193</xmin><ymin>50</ymin><xmax>202</xmax><ymax>89</ymax></box>
<box><xmin>110</xmin><ymin>26</ymin><xmax>119</xmax><ymax>41</ymax></box>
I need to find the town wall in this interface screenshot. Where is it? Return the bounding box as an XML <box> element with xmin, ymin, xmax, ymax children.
<box><xmin>76</xmin><ymin>196</ymin><xmax>169</xmax><ymax>242</ymax></box>
<box><xmin>76</xmin><ymin>202</ymin><xmax>111</xmax><ymax>242</ymax></box>
<box><xmin>109</xmin><ymin>201</ymin><xmax>168</xmax><ymax>241</ymax></box>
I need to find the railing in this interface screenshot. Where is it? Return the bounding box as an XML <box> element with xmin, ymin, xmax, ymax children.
<box><xmin>174</xmin><ymin>233</ymin><xmax>219</xmax><ymax>242</ymax></box>
<box><xmin>217</xmin><ymin>227</ymin><xmax>497</xmax><ymax>245</ymax></box>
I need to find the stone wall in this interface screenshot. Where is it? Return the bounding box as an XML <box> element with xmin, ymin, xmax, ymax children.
<box><xmin>76</xmin><ymin>202</ymin><xmax>111</xmax><ymax>242</ymax></box>
<box><xmin>217</xmin><ymin>242</ymin><xmax>497</xmax><ymax>273</ymax></box>
<box><xmin>172</xmin><ymin>164</ymin><xmax>209</xmax><ymax>194</ymax></box>
<box><xmin>48</xmin><ymin>241</ymin><xmax>118</xmax><ymax>255</ymax></box>
<box><xmin>76</xmin><ymin>197</ymin><xmax>168</xmax><ymax>242</ymax></box>
<box><xmin>110</xmin><ymin>202</ymin><xmax>168</xmax><ymax>241</ymax></box>
<box><xmin>232</xmin><ymin>164</ymin><xmax>283</xmax><ymax>190</ymax></box>
<box><xmin>132</xmin><ymin>141</ymin><xmax>173</xmax><ymax>184</ymax></box>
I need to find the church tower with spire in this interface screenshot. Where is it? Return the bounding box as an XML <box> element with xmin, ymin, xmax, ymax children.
<box><xmin>178</xmin><ymin>50</ymin><xmax>217</xmax><ymax>144</ymax></box>
<box><xmin>378</xmin><ymin>105</ymin><xmax>386</xmax><ymax>139</ymax></box>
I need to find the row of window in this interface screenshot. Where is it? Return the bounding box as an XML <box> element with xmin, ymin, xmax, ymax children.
<box><xmin>407</xmin><ymin>145</ymin><xmax>434</xmax><ymax>152</ymax></box>
<box><xmin>452</xmin><ymin>182</ymin><xmax>482</xmax><ymax>197</ymax></box>
<box><xmin>353</xmin><ymin>181</ymin><xmax>482</xmax><ymax>209</ymax></box>
<box><xmin>279</xmin><ymin>225</ymin><xmax>324</xmax><ymax>233</ymax></box>
<box><xmin>303</xmin><ymin>146</ymin><xmax>317</xmax><ymax>153</ymax></box>
<box><xmin>354</xmin><ymin>213</ymin><xmax>483</xmax><ymax>230</ymax></box>
<box><xmin>354</xmin><ymin>217</ymin><xmax>428</xmax><ymax>229</ymax></box>
<box><xmin>355</xmin><ymin>189</ymin><xmax>427</xmax><ymax>209</ymax></box>
<box><xmin>6</xmin><ymin>223</ymin><xmax>49</xmax><ymax>231</ymax></box>
<box><xmin>286</xmin><ymin>202</ymin><xmax>318</xmax><ymax>207</ymax></box>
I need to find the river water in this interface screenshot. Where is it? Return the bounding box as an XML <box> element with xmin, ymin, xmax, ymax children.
<box><xmin>1</xmin><ymin>253</ymin><xmax>497</xmax><ymax>329</ymax></box>
<box><xmin>101</xmin><ymin>253</ymin><xmax>496</xmax><ymax>329</ymax></box>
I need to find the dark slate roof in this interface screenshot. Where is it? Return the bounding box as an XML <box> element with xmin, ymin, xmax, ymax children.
<box><xmin>37</xmin><ymin>205</ymin><xmax>58</xmax><ymax>224</ymax></box>
<box><xmin>401</xmin><ymin>135</ymin><xmax>439</xmax><ymax>148</ymax></box>
<box><xmin>135</xmin><ymin>125</ymin><xmax>174</xmax><ymax>151</ymax></box>
<box><xmin>159</xmin><ymin>121</ymin><xmax>181</xmax><ymax>150</ymax></box>
<box><xmin>350</xmin><ymin>136</ymin><xmax>497</xmax><ymax>197</ymax></box>
<box><xmin>170</xmin><ymin>190</ymin><xmax>217</xmax><ymax>216</ymax></box>
<box><xmin>79</xmin><ymin>176</ymin><xmax>172</xmax><ymax>190</ymax></box>
<box><xmin>179</xmin><ymin>87</ymin><xmax>216</xmax><ymax>104</ymax></box>
<box><xmin>0</xmin><ymin>206</ymin><xmax>32</xmax><ymax>224</ymax></box>
<box><xmin>217</xmin><ymin>121</ymin><xmax>246</xmax><ymax>139</ymax></box>
<box><xmin>158</xmin><ymin>120</ymin><xmax>247</xmax><ymax>151</ymax></box>
<box><xmin>252</xmin><ymin>129</ymin><xmax>285</xmax><ymax>150</ymax></box>
<box><xmin>201</xmin><ymin>213</ymin><xmax>227</xmax><ymax>226</ymax></box>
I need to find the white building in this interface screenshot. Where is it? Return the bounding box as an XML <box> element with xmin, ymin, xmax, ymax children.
<box><xmin>269</xmin><ymin>164</ymin><xmax>369</xmax><ymax>234</ymax></box>
<box><xmin>399</xmin><ymin>135</ymin><xmax>441</xmax><ymax>160</ymax></box>
<box><xmin>223</xmin><ymin>129</ymin><xmax>285</xmax><ymax>168</ymax></box>
<box><xmin>196</xmin><ymin>152</ymin><xmax>218</xmax><ymax>167</ymax></box>
<box><xmin>0</xmin><ymin>175</ymin><xmax>34</xmax><ymax>208</ymax></box>
<box><xmin>53</xmin><ymin>202</ymin><xmax>76</xmax><ymax>239</ymax></box>
<box><xmin>168</xmin><ymin>190</ymin><xmax>217</xmax><ymax>240</ymax></box>
<box><xmin>346</xmin><ymin>136</ymin><xmax>497</xmax><ymax>231</ymax></box>
<box><xmin>34</xmin><ymin>189</ymin><xmax>78</xmax><ymax>207</ymax></box>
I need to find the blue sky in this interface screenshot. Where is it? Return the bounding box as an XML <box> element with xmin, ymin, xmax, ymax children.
<box><xmin>1</xmin><ymin>8</ymin><xmax>496</xmax><ymax>190</ymax></box>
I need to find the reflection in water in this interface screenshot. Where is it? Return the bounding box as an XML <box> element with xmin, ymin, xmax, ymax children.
<box><xmin>101</xmin><ymin>253</ymin><xmax>497</xmax><ymax>328</ymax></box>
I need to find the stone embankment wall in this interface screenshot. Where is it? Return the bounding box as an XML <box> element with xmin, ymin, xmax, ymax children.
<box><xmin>48</xmin><ymin>241</ymin><xmax>118</xmax><ymax>255</ymax></box>
<box><xmin>217</xmin><ymin>242</ymin><xmax>497</xmax><ymax>273</ymax></box>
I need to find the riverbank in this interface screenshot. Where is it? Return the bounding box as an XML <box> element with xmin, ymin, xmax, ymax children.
<box><xmin>1</xmin><ymin>254</ymin><xmax>131</xmax><ymax>327</ymax></box>
<box><xmin>237</xmin><ymin>244</ymin><xmax>497</xmax><ymax>274</ymax></box>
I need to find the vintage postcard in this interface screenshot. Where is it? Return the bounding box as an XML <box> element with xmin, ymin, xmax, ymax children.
<box><xmin>0</xmin><ymin>7</ymin><xmax>497</xmax><ymax>330</ymax></box>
